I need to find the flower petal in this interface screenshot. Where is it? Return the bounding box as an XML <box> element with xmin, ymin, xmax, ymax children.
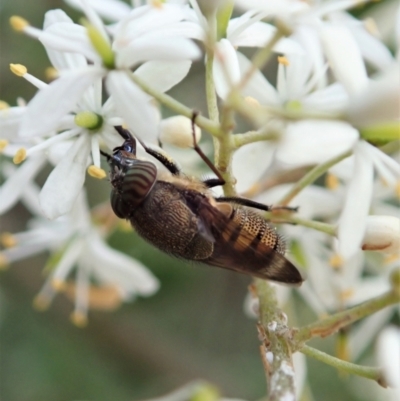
<box><xmin>64</xmin><ymin>0</ymin><xmax>131</xmax><ymax>22</ymax></box>
<box><xmin>320</xmin><ymin>25</ymin><xmax>368</xmax><ymax>96</ymax></box>
<box><xmin>276</xmin><ymin>120</ymin><xmax>358</xmax><ymax>166</ymax></box>
<box><xmin>134</xmin><ymin>60</ymin><xmax>192</xmax><ymax>93</ymax></box>
<box><xmin>0</xmin><ymin>156</ymin><xmax>46</xmax><ymax>214</ymax></box>
<box><xmin>19</xmin><ymin>68</ymin><xmax>103</xmax><ymax>138</ymax></box>
<box><xmin>337</xmin><ymin>141</ymin><xmax>374</xmax><ymax>260</ymax></box>
<box><xmin>106</xmin><ymin>70</ymin><xmax>159</xmax><ymax>142</ymax></box>
<box><xmin>213</xmin><ymin>39</ymin><xmax>241</xmax><ymax>100</ymax></box>
<box><xmin>39</xmin><ymin>134</ymin><xmax>90</xmax><ymax>219</ymax></box>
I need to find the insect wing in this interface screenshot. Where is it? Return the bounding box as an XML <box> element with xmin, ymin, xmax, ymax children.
<box><xmin>198</xmin><ymin>202</ymin><xmax>303</xmax><ymax>286</ymax></box>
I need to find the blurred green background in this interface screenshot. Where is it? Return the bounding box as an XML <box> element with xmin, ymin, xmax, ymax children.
<box><xmin>0</xmin><ymin>1</ymin><xmax>392</xmax><ymax>401</ymax></box>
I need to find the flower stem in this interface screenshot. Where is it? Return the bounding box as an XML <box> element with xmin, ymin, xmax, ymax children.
<box><xmin>294</xmin><ymin>290</ymin><xmax>399</xmax><ymax>345</ymax></box>
<box><xmin>129</xmin><ymin>73</ymin><xmax>221</xmax><ymax>137</ymax></box>
<box><xmin>232</xmin><ymin>127</ymin><xmax>280</xmax><ymax>149</ymax></box>
<box><xmin>255</xmin><ymin>279</ymin><xmax>297</xmax><ymax>401</ymax></box>
<box><xmin>264</xmin><ymin>213</ymin><xmax>337</xmax><ymax>236</ymax></box>
<box><xmin>300</xmin><ymin>345</ymin><xmax>386</xmax><ymax>387</ymax></box>
<box><xmin>278</xmin><ymin>149</ymin><xmax>353</xmax><ymax>206</ymax></box>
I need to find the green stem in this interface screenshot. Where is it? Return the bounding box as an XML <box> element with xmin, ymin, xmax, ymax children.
<box><xmin>129</xmin><ymin>73</ymin><xmax>221</xmax><ymax>138</ymax></box>
<box><xmin>205</xmin><ymin>52</ymin><xmax>219</xmax><ymax>123</ymax></box>
<box><xmin>278</xmin><ymin>149</ymin><xmax>353</xmax><ymax>206</ymax></box>
<box><xmin>294</xmin><ymin>291</ymin><xmax>399</xmax><ymax>345</ymax></box>
<box><xmin>265</xmin><ymin>213</ymin><xmax>337</xmax><ymax>237</ymax></box>
<box><xmin>236</xmin><ymin>28</ymin><xmax>285</xmax><ymax>92</ymax></box>
<box><xmin>300</xmin><ymin>345</ymin><xmax>386</xmax><ymax>386</ymax></box>
<box><xmin>232</xmin><ymin>128</ymin><xmax>280</xmax><ymax>149</ymax></box>
<box><xmin>256</xmin><ymin>279</ymin><xmax>297</xmax><ymax>401</ymax></box>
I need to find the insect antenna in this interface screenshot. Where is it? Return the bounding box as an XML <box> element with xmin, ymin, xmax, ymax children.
<box><xmin>100</xmin><ymin>150</ymin><xmax>111</xmax><ymax>161</ymax></box>
<box><xmin>114</xmin><ymin>126</ymin><xmax>137</xmax><ymax>155</ymax></box>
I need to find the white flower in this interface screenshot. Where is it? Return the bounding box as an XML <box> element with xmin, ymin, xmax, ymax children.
<box><xmin>159</xmin><ymin>115</ymin><xmax>201</xmax><ymax>148</ymax></box>
<box><xmin>376</xmin><ymin>326</ymin><xmax>400</xmax><ymax>388</ymax></box>
<box><xmin>362</xmin><ymin>216</ymin><xmax>400</xmax><ymax>254</ymax></box>
<box><xmin>1</xmin><ymin>191</ymin><xmax>159</xmax><ymax>326</ymax></box>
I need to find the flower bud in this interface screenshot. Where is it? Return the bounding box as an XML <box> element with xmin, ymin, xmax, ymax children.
<box><xmin>159</xmin><ymin>116</ymin><xmax>201</xmax><ymax>149</ymax></box>
<box><xmin>361</xmin><ymin>216</ymin><xmax>400</xmax><ymax>253</ymax></box>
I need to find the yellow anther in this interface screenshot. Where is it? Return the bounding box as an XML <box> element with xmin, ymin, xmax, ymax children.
<box><xmin>88</xmin><ymin>165</ymin><xmax>107</xmax><ymax>179</ymax></box>
<box><xmin>0</xmin><ymin>139</ymin><xmax>9</xmax><ymax>152</ymax></box>
<box><xmin>0</xmin><ymin>101</ymin><xmax>10</xmax><ymax>110</ymax></box>
<box><xmin>325</xmin><ymin>173</ymin><xmax>339</xmax><ymax>190</ymax></box>
<box><xmin>340</xmin><ymin>288</ymin><xmax>355</xmax><ymax>301</ymax></box>
<box><xmin>383</xmin><ymin>253</ymin><xmax>399</xmax><ymax>265</ymax></box>
<box><xmin>9</xmin><ymin>16</ymin><xmax>30</xmax><ymax>31</ymax></box>
<box><xmin>51</xmin><ymin>278</ymin><xmax>67</xmax><ymax>291</ymax></box>
<box><xmin>45</xmin><ymin>66</ymin><xmax>59</xmax><ymax>81</ymax></box>
<box><xmin>118</xmin><ymin>219</ymin><xmax>133</xmax><ymax>232</ymax></box>
<box><xmin>395</xmin><ymin>182</ymin><xmax>400</xmax><ymax>199</ymax></box>
<box><xmin>329</xmin><ymin>254</ymin><xmax>343</xmax><ymax>269</ymax></box>
<box><xmin>10</xmin><ymin>63</ymin><xmax>27</xmax><ymax>77</ymax></box>
<box><xmin>13</xmin><ymin>147</ymin><xmax>27</xmax><ymax>164</ymax></box>
<box><xmin>0</xmin><ymin>233</ymin><xmax>18</xmax><ymax>248</ymax></box>
<box><xmin>363</xmin><ymin>18</ymin><xmax>380</xmax><ymax>36</ymax></box>
<box><xmin>0</xmin><ymin>253</ymin><xmax>9</xmax><ymax>270</ymax></box>
<box><xmin>32</xmin><ymin>294</ymin><xmax>51</xmax><ymax>311</ymax></box>
<box><xmin>70</xmin><ymin>311</ymin><xmax>88</xmax><ymax>328</ymax></box>
<box><xmin>150</xmin><ymin>0</ymin><xmax>165</xmax><ymax>8</ymax></box>
<box><xmin>277</xmin><ymin>56</ymin><xmax>290</xmax><ymax>66</ymax></box>
<box><xmin>244</xmin><ymin>96</ymin><xmax>261</xmax><ymax>107</ymax></box>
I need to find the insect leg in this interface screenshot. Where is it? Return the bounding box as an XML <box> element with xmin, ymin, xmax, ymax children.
<box><xmin>137</xmin><ymin>137</ymin><xmax>181</xmax><ymax>176</ymax></box>
<box><xmin>216</xmin><ymin>196</ymin><xmax>299</xmax><ymax>213</ymax></box>
<box><xmin>191</xmin><ymin>112</ymin><xmax>226</xmax><ymax>186</ymax></box>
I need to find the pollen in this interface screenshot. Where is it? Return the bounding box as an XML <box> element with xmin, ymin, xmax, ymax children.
<box><xmin>13</xmin><ymin>147</ymin><xmax>27</xmax><ymax>164</ymax></box>
<box><xmin>395</xmin><ymin>182</ymin><xmax>400</xmax><ymax>199</ymax></box>
<box><xmin>0</xmin><ymin>233</ymin><xmax>18</xmax><ymax>248</ymax></box>
<box><xmin>244</xmin><ymin>96</ymin><xmax>261</xmax><ymax>107</ymax></box>
<box><xmin>51</xmin><ymin>278</ymin><xmax>67</xmax><ymax>291</ymax></box>
<box><xmin>329</xmin><ymin>254</ymin><xmax>343</xmax><ymax>269</ymax></box>
<box><xmin>325</xmin><ymin>173</ymin><xmax>339</xmax><ymax>190</ymax></box>
<box><xmin>45</xmin><ymin>66</ymin><xmax>59</xmax><ymax>81</ymax></box>
<box><xmin>383</xmin><ymin>253</ymin><xmax>399</xmax><ymax>265</ymax></box>
<box><xmin>9</xmin><ymin>16</ymin><xmax>30</xmax><ymax>31</ymax></box>
<box><xmin>0</xmin><ymin>253</ymin><xmax>9</xmax><ymax>270</ymax></box>
<box><xmin>340</xmin><ymin>288</ymin><xmax>354</xmax><ymax>301</ymax></box>
<box><xmin>32</xmin><ymin>294</ymin><xmax>51</xmax><ymax>311</ymax></box>
<box><xmin>0</xmin><ymin>100</ymin><xmax>9</xmax><ymax>110</ymax></box>
<box><xmin>363</xmin><ymin>17</ymin><xmax>380</xmax><ymax>36</ymax></box>
<box><xmin>88</xmin><ymin>165</ymin><xmax>107</xmax><ymax>179</ymax></box>
<box><xmin>10</xmin><ymin>63</ymin><xmax>27</xmax><ymax>77</ymax></box>
<box><xmin>150</xmin><ymin>0</ymin><xmax>164</xmax><ymax>8</ymax></box>
<box><xmin>277</xmin><ymin>56</ymin><xmax>290</xmax><ymax>66</ymax></box>
<box><xmin>0</xmin><ymin>139</ymin><xmax>9</xmax><ymax>152</ymax></box>
<box><xmin>70</xmin><ymin>311</ymin><xmax>88</xmax><ymax>328</ymax></box>
<box><xmin>87</xmin><ymin>285</ymin><xmax>122</xmax><ymax>311</ymax></box>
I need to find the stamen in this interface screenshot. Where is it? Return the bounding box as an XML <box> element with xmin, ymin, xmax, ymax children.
<box><xmin>329</xmin><ymin>254</ymin><xmax>343</xmax><ymax>269</ymax></box>
<box><xmin>0</xmin><ymin>253</ymin><xmax>9</xmax><ymax>270</ymax></box>
<box><xmin>0</xmin><ymin>139</ymin><xmax>9</xmax><ymax>152</ymax></box>
<box><xmin>0</xmin><ymin>101</ymin><xmax>10</xmax><ymax>110</ymax></box>
<box><xmin>277</xmin><ymin>56</ymin><xmax>290</xmax><ymax>66</ymax></box>
<box><xmin>244</xmin><ymin>96</ymin><xmax>260</xmax><ymax>107</ymax></box>
<box><xmin>9</xmin><ymin>16</ymin><xmax>30</xmax><ymax>31</ymax></box>
<box><xmin>70</xmin><ymin>311</ymin><xmax>88</xmax><ymax>328</ymax></box>
<box><xmin>363</xmin><ymin>17</ymin><xmax>380</xmax><ymax>37</ymax></box>
<box><xmin>51</xmin><ymin>279</ymin><xmax>67</xmax><ymax>291</ymax></box>
<box><xmin>0</xmin><ymin>233</ymin><xmax>17</xmax><ymax>248</ymax></box>
<box><xmin>395</xmin><ymin>182</ymin><xmax>400</xmax><ymax>199</ymax></box>
<box><xmin>10</xmin><ymin>63</ymin><xmax>27</xmax><ymax>77</ymax></box>
<box><xmin>87</xmin><ymin>165</ymin><xmax>107</xmax><ymax>179</ymax></box>
<box><xmin>325</xmin><ymin>173</ymin><xmax>339</xmax><ymax>190</ymax></box>
<box><xmin>45</xmin><ymin>67</ymin><xmax>59</xmax><ymax>81</ymax></box>
<box><xmin>32</xmin><ymin>294</ymin><xmax>51</xmax><ymax>311</ymax></box>
<box><xmin>13</xmin><ymin>148</ymin><xmax>27</xmax><ymax>164</ymax></box>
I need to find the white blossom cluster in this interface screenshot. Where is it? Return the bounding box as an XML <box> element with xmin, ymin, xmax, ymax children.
<box><xmin>0</xmin><ymin>0</ymin><xmax>399</xmax><ymax>398</ymax></box>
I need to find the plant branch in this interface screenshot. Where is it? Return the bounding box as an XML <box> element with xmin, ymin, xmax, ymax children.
<box><xmin>129</xmin><ymin>73</ymin><xmax>221</xmax><ymax>138</ymax></box>
<box><xmin>255</xmin><ymin>279</ymin><xmax>297</xmax><ymax>401</ymax></box>
<box><xmin>278</xmin><ymin>149</ymin><xmax>353</xmax><ymax>206</ymax></box>
<box><xmin>294</xmin><ymin>290</ymin><xmax>399</xmax><ymax>345</ymax></box>
<box><xmin>300</xmin><ymin>345</ymin><xmax>387</xmax><ymax>387</ymax></box>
